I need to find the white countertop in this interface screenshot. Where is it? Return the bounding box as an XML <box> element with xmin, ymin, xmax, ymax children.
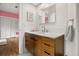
<box><xmin>26</xmin><ymin>31</ymin><xmax>64</xmax><ymax>39</ymax></box>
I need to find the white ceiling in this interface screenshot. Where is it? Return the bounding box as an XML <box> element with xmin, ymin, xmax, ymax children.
<box><xmin>31</xmin><ymin>3</ymin><xmax>41</xmax><ymax>7</ymax></box>
<box><xmin>0</xmin><ymin>3</ymin><xmax>55</xmax><ymax>14</ymax></box>
<box><xmin>30</xmin><ymin>3</ymin><xmax>55</xmax><ymax>9</ymax></box>
<box><xmin>38</xmin><ymin>3</ymin><xmax>55</xmax><ymax>9</ymax></box>
<box><xmin>0</xmin><ymin>3</ymin><xmax>19</xmax><ymax>14</ymax></box>
<box><xmin>32</xmin><ymin>3</ymin><xmax>40</xmax><ymax>6</ymax></box>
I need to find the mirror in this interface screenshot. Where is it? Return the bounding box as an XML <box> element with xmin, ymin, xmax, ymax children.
<box><xmin>38</xmin><ymin>4</ymin><xmax>56</xmax><ymax>24</ymax></box>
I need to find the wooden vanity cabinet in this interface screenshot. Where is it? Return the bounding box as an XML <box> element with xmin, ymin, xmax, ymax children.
<box><xmin>25</xmin><ymin>33</ymin><xmax>64</xmax><ymax>56</ymax></box>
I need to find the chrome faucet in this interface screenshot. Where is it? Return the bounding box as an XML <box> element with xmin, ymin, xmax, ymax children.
<box><xmin>41</xmin><ymin>24</ymin><xmax>48</xmax><ymax>33</ymax></box>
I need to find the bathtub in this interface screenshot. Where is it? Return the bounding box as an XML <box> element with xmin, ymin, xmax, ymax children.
<box><xmin>0</xmin><ymin>38</ymin><xmax>7</xmax><ymax>45</ymax></box>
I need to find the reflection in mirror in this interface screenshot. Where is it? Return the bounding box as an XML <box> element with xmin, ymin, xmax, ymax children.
<box><xmin>37</xmin><ymin>3</ymin><xmax>56</xmax><ymax>24</ymax></box>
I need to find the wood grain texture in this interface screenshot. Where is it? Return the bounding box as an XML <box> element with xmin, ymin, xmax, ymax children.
<box><xmin>55</xmin><ymin>35</ymin><xmax>64</xmax><ymax>56</ymax></box>
<box><xmin>0</xmin><ymin>37</ymin><xmax>19</xmax><ymax>56</ymax></box>
<box><xmin>25</xmin><ymin>32</ymin><xmax>64</xmax><ymax>56</ymax></box>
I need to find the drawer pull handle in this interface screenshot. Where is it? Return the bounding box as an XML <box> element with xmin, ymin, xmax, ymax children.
<box><xmin>30</xmin><ymin>37</ymin><xmax>35</xmax><ymax>40</ymax></box>
<box><xmin>44</xmin><ymin>43</ymin><xmax>50</xmax><ymax>47</ymax></box>
<box><xmin>44</xmin><ymin>51</ymin><xmax>50</xmax><ymax>55</ymax></box>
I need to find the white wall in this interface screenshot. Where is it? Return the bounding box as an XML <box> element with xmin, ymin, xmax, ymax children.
<box><xmin>0</xmin><ymin>17</ymin><xmax>18</xmax><ymax>38</ymax></box>
<box><xmin>76</xmin><ymin>4</ymin><xmax>79</xmax><ymax>55</ymax></box>
<box><xmin>19</xmin><ymin>4</ymin><xmax>37</xmax><ymax>54</ymax></box>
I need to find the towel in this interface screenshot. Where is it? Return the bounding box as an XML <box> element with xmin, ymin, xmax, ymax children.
<box><xmin>65</xmin><ymin>25</ymin><xmax>75</xmax><ymax>41</ymax></box>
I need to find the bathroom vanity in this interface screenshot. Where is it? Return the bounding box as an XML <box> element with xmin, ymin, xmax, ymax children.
<box><xmin>25</xmin><ymin>32</ymin><xmax>64</xmax><ymax>56</ymax></box>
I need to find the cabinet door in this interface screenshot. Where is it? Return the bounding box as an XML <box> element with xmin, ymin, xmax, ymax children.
<box><xmin>32</xmin><ymin>38</ymin><xmax>38</xmax><ymax>55</ymax></box>
<box><xmin>25</xmin><ymin>33</ymin><xmax>34</xmax><ymax>54</ymax></box>
<box><xmin>25</xmin><ymin>33</ymin><xmax>38</xmax><ymax>55</ymax></box>
<box><xmin>29</xmin><ymin>39</ymin><xmax>34</xmax><ymax>54</ymax></box>
<box><xmin>41</xmin><ymin>43</ymin><xmax>55</xmax><ymax>56</ymax></box>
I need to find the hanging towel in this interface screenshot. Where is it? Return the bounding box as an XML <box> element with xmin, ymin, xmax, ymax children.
<box><xmin>65</xmin><ymin>25</ymin><xmax>75</xmax><ymax>41</ymax></box>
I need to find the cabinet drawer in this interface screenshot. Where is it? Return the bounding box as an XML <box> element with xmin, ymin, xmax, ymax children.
<box><xmin>41</xmin><ymin>48</ymin><xmax>54</xmax><ymax>56</ymax></box>
<box><xmin>41</xmin><ymin>51</ymin><xmax>50</xmax><ymax>56</ymax></box>
<box><xmin>42</xmin><ymin>41</ymin><xmax>54</xmax><ymax>47</ymax></box>
<box><xmin>42</xmin><ymin>42</ymin><xmax>54</xmax><ymax>49</ymax></box>
<box><xmin>41</xmin><ymin>38</ymin><xmax>54</xmax><ymax>47</ymax></box>
<box><xmin>41</xmin><ymin>42</ymin><xmax>55</xmax><ymax>56</ymax></box>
